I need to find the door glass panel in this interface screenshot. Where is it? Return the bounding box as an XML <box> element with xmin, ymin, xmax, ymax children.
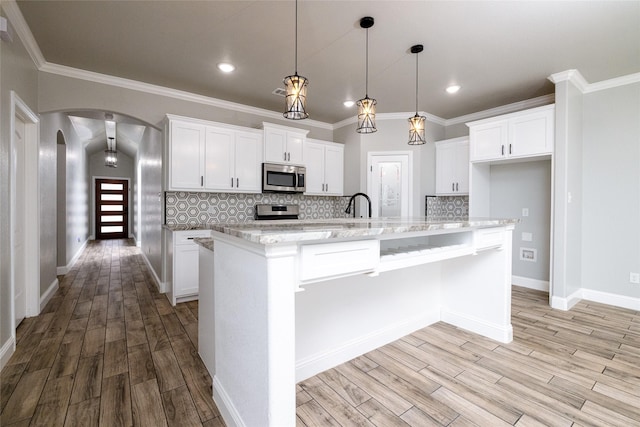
<box><xmin>101</xmin><ymin>194</ymin><xmax>123</xmax><ymax>201</ymax></box>
<box><xmin>101</xmin><ymin>183</ymin><xmax>123</xmax><ymax>190</ymax></box>
<box><xmin>101</xmin><ymin>215</ymin><xmax>123</xmax><ymax>222</ymax></box>
<box><xmin>101</xmin><ymin>226</ymin><xmax>123</xmax><ymax>233</ymax></box>
<box><xmin>378</xmin><ymin>161</ymin><xmax>402</xmax><ymax>217</ymax></box>
<box><xmin>101</xmin><ymin>205</ymin><xmax>123</xmax><ymax>212</ymax></box>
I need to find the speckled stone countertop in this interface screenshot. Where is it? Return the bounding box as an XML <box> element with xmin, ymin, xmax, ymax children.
<box><xmin>193</xmin><ymin>237</ymin><xmax>214</xmax><ymax>251</ymax></box>
<box><xmin>189</xmin><ymin>217</ymin><xmax>518</xmax><ymax>245</ymax></box>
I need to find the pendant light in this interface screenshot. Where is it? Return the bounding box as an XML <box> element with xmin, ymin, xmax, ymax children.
<box><xmin>408</xmin><ymin>44</ymin><xmax>427</xmax><ymax>145</ymax></box>
<box><xmin>356</xmin><ymin>16</ymin><xmax>377</xmax><ymax>134</ymax></box>
<box><xmin>283</xmin><ymin>0</ymin><xmax>309</xmax><ymax>120</ymax></box>
<box><xmin>104</xmin><ymin>137</ymin><xmax>118</xmax><ymax>168</ymax></box>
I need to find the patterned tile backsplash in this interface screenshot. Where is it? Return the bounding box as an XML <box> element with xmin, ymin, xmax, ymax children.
<box><xmin>165</xmin><ymin>192</ymin><xmax>352</xmax><ymax>225</ymax></box>
<box><xmin>425</xmin><ymin>195</ymin><xmax>469</xmax><ymax>220</ymax></box>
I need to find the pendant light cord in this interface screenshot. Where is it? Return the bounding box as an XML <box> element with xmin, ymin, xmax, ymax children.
<box><xmin>294</xmin><ymin>0</ymin><xmax>298</xmax><ymax>74</ymax></box>
<box><xmin>415</xmin><ymin>52</ymin><xmax>419</xmax><ymax>113</ymax></box>
<box><xmin>365</xmin><ymin>27</ymin><xmax>369</xmax><ymax>98</ymax></box>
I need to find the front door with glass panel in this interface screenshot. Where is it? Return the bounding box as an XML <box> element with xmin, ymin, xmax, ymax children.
<box><xmin>368</xmin><ymin>153</ymin><xmax>411</xmax><ymax>218</ymax></box>
<box><xmin>95</xmin><ymin>178</ymin><xmax>128</xmax><ymax>239</ymax></box>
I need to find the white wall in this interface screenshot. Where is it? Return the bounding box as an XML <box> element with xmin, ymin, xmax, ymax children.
<box><xmin>581</xmin><ymin>82</ymin><xmax>640</xmax><ymax>298</ymax></box>
<box><xmin>0</xmin><ymin>5</ymin><xmax>40</xmax><ymax>360</ymax></box>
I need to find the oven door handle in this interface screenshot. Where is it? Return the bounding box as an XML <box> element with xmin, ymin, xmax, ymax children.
<box><xmin>294</xmin><ymin>173</ymin><xmax>298</xmax><ymax>189</ymax></box>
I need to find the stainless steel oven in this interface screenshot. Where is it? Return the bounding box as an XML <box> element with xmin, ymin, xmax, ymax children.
<box><xmin>262</xmin><ymin>163</ymin><xmax>306</xmax><ymax>193</ymax></box>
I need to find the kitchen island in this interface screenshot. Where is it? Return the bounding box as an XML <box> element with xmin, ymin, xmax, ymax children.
<box><xmin>202</xmin><ymin>217</ymin><xmax>516</xmax><ymax>427</ymax></box>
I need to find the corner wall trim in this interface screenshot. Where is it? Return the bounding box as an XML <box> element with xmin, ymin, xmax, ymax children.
<box><xmin>141</xmin><ymin>251</ymin><xmax>165</xmax><ymax>293</ymax></box>
<box><xmin>56</xmin><ymin>238</ymin><xmax>88</xmax><ymax>275</ymax></box>
<box><xmin>512</xmin><ymin>275</ymin><xmax>550</xmax><ymax>292</ymax></box>
<box><xmin>551</xmin><ymin>288</ymin><xmax>640</xmax><ymax>311</ymax></box>
<box><xmin>0</xmin><ymin>336</ymin><xmax>16</xmax><ymax>371</ymax></box>
<box><xmin>40</xmin><ymin>278</ymin><xmax>60</xmax><ymax>312</ymax></box>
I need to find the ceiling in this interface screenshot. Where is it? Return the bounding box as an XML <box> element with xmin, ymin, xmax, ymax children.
<box><xmin>16</xmin><ymin>1</ymin><xmax>640</xmax><ymax>124</ymax></box>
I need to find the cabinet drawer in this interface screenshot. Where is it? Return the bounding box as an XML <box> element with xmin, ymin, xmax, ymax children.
<box><xmin>474</xmin><ymin>228</ymin><xmax>505</xmax><ymax>250</ymax></box>
<box><xmin>174</xmin><ymin>230</ymin><xmax>211</xmax><ymax>245</ymax></box>
<box><xmin>300</xmin><ymin>240</ymin><xmax>379</xmax><ymax>282</ymax></box>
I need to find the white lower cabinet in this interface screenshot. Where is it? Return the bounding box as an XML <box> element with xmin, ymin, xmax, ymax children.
<box><xmin>169</xmin><ymin>230</ymin><xmax>211</xmax><ymax>305</ymax></box>
<box><xmin>304</xmin><ymin>139</ymin><xmax>344</xmax><ymax>196</ymax></box>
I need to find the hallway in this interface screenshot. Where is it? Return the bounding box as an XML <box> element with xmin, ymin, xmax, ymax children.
<box><xmin>1</xmin><ymin>239</ymin><xmax>223</xmax><ymax>426</ymax></box>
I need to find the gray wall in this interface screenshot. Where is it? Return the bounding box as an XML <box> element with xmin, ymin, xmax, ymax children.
<box><xmin>89</xmin><ymin>150</ymin><xmax>135</xmax><ymax>239</ymax></box>
<box><xmin>335</xmin><ymin>117</ymin><xmax>444</xmax><ymax>217</ymax></box>
<box><xmin>490</xmin><ymin>161</ymin><xmax>552</xmax><ymax>281</ymax></box>
<box><xmin>0</xmin><ymin>6</ymin><xmax>39</xmax><ymax>357</ymax></box>
<box><xmin>581</xmin><ymin>82</ymin><xmax>640</xmax><ymax>298</ymax></box>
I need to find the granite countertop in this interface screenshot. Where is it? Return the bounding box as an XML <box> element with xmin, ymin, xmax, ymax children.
<box><xmin>193</xmin><ymin>237</ymin><xmax>214</xmax><ymax>251</ymax></box>
<box><xmin>200</xmin><ymin>217</ymin><xmax>518</xmax><ymax>245</ymax></box>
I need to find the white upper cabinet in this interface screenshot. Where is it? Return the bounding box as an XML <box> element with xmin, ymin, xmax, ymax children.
<box><xmin>263</xmin><ymin>122</ymin><xmax>308</xmax><ymax>165</ymax></box>
<box><xmin>468</xmin><ymin>104</ymin><xmax>554</xmax><ymax>162</ymax></box>
<box><xmin>435</xmin><ymin>137</ymin><xmax>469</xmax><ymax>195</ymax></box>
<box><xmin>165</xmin><ymin>115</ymin><xmax>262</xmax><ymax>193</ymax></box>
<box><xmin>304</xmin><ymin>139</ymin><xmax>344</xmax><ymax>196</ymax></box>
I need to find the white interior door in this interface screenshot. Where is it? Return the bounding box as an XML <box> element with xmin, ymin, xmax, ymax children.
<box><xmin>368</xmin><ymin>153</ymin><xmax>411</xmax><ymax>218</ymax></box>
<box><xmin>13</xmin><ymin>116</ymin><xmax>26</xmax><ymax>326</ymax></box>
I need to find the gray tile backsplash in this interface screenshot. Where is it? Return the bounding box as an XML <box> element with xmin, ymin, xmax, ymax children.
<box><xmin>165</xmin><ymin>192</ymin><xmax>351</xmax><ymax>225</ymax></box>
<box><xmin>425</xmin><ymin>195</ymin><xmax>469</xmax><ymax>220</ymax></box>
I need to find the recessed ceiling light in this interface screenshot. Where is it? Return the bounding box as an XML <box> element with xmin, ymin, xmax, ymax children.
<box><xmin>446</xmin><ymin>85</ymin><xmax>461</xmax><ymax>94</ymax></box>
<box><xmin>217</xmin><ymin>62</ymin><xmax>235</xmax><ymax>73</ymax></box>
<box><xmin>343</xmin><ymin>100</ymin><xmax>355</xmax><ymax>107</ymax></box>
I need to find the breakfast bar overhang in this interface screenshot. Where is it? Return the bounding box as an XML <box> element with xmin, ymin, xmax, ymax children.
<box><xmin>201</xmin><ymin>218</ymin><xmax>517</xmax><ymax>427</ymax></box>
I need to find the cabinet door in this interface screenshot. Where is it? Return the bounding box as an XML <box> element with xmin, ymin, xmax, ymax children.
<box><xmin>324</xmin><ymin>144</ymin><xmax>344</xmax><ymax>196</ymax></box>
<box><xmin>304</xmin><ymin>142</ymin><xmax>325</xmax><ymax>194</ymax></box>
<box><xmin>435</xmin><ymin>143</ymin><xmax>457</xmax><ymax>194</ymax></box>
<box><xmin>287</xmin><ymin>133</ymin><xmax>305</xmax><ymax>164</ymax></box>
<box><xmin>454</xmin><ymin>142</ymin><xmax>470</xmax><ymax>194</ymax></box>
<box><xmin>170</xmin><ymin>121</ymin><xmax>205</xmax><ymax>189</ymax></box>
<box><xmin>469</xmin><ymin>120</ymin><xmax>508</xmax><ymax>162</ymax></box>
<box><xmin>234</xmin><ymin>131</ymin><xmax>262</xmax><ymax>192</ymax></box>
<box><xmin>264</xmin><ymin>128</ymin><xmax>287</xmax><ymax>163</ymax></box>
<box><xmin>204</xmin><ymin>127</ymin><xmax>234</xmax><ymax>190</ymax></box>
<box><xmin>174</xmin><ymin>244</ymin><xmax>200</xmax><ymax>297</ymax></box>
<box><xmin>510</xmin><ymin>108</ymin><xmax>554</xmax><ymax>157</ymax></box>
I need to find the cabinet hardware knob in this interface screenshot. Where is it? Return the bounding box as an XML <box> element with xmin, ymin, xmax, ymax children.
<box><xmin>201</xmin><ymin>176</ymin><xmax>203</xmax><ymax>187</ymax></box>
<box><xmin>287</xmin><ymin>152</ymin><xmax>291</xmax><ymax>161</ymax></box>
<box><xmin>509</xmin><ymin>144</ymin><xmax>512</xmax><ymax>154</ymax></box>
<box><xmin>452</xmin><ymin>183</ymin><xmax>455</xmax><ymax>191</ymax></box>
<box><xmin>501</xmin><ymin>145</ymin><xmax>505</xmax><ymax>156</ymax></box>
<box><xmin>456</xmin><ymin>182</ymin><xmax>459</xmax><ymax>192</ymax></box>
<box><xmin>284</xmin><ymin>152</ymin><xmax>287</xmax><ymax>161</ymax></box>
<box><xmin>231</xmin><ymin>177</ymin><xmax>234</xmax><ymax>187</ymax></box>
<box><xmin>236</xmin><ymin>178</ymin><xmax>239</xmax><ymax>187</ymax></box>
<box><xmin>326</xmin><ymin>183</ymin><xmax>328</xmax><ymax>192</ymax></box>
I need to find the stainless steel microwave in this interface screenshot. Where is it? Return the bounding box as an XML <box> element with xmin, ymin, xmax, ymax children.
<box><xmin>262</xmin><ymin>163</ymin><xmax>306</xmax><ymax>193</ymax></box>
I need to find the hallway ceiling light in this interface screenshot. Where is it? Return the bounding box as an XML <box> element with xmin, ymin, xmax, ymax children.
<box><xmin>105</xmin><ymin>136</ymin><xmax>118</xmax><ymax>168</ymax></box>
<box><xmin>283</xmin><ymin>0</ymin><xmax>309</xmax><ymax>120</ymax></box>
<box><xmin>446</xmin><ymin>85</ymin><xmax>460</xmax><ymax>94</ymax></box>
<box><xmin>356</xmin><ymin>16</ymin><xmax>377</xmax><ymax>134</ymax></box>
<box><xmin>217</xmin><ymin>62</ymin><xmax>235</xmax><ymax>73</ymax></box>
<box><xmin>343</xmin><ymin>100</ymin><xmax>355</xmax><ymax>107</ymax></box>
<box><xmin>408</xmin><ymin>44</ymin><xmax>426</xmax><ymax>145</ymax></box>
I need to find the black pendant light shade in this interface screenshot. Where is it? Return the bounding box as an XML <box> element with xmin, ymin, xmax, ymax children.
<box><xmin>283</xmin><ymin>0</ymin><xmax>309</xmax><ymax>120</ymax></box>
<box><xmin>356</xmin><ymin>16</ymin><xmax>377</xmax><ymax>133</ymax></box>
<box><xmin>408</xmin><ymin>44</ymin><xmax>426</xmax><ymax>145</ymax></box>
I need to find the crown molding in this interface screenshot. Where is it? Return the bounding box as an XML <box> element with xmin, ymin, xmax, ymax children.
<box><xmin>2</xmin><ymin>0</ymin><xmax>46</xmax><ymax>68</ymax></box>
<box><xmin>445</xmin><ymin>94</ymin><xmax>556</xmax><ymax>126</ymax></box>
<box><xmin>548</xmin><ymin>69</ymin><xmax>640</xmax><ymax>94</ymax></box>
<box><xmin>548</xmin><ymin>69</ymin><xmax>588</xmax><ymax>92</ymax></box>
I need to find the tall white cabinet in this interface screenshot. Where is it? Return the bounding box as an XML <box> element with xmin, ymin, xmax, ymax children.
<box><xmin>435</xmin><ymin>137</ymin><xmax>469</xmax><ymax>195</ymax></box>
<box><xmin>304</xmin><ymin>139</ymin><xmax>344</xmax><ymax>196</ymax></box>
<box><xmin>165</xmin><ymin>115</ymin><xmax>262</xmax><ymax>193</ymax></box>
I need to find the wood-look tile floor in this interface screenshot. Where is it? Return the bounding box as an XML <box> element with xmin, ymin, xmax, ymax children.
<box><xmin>2</xmin><ymin>239</ymin><xmax>639</xmax><ymax>426</ymax></box>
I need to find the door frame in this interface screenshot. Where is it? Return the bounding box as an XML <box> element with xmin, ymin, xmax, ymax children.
<box><xmin>91</xmin><ymin>176</ymin><xmax>131</xmax><ymax>240</ymax></box>
<box><xmin>9</xmin><ymin>91</ymin><xmax>41</xmax><ymax>338</ymax></box>
<box><xmin>366</xmin><ymin>151</ymin><xmax>414</xmax><ymax>218</ymax></box>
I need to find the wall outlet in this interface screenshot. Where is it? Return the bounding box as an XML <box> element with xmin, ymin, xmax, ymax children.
<box><xmin>522</xmin><ymin>232</ymin><xmax>533</xmax><ymax>242</ymax></box>
<box><xmin>522</xmin><ymin>208</ymin><xmax>529</xmax><ymax>217</ymax></box>
<box><xmin>630</xmin><ymin>272</ymin><xmax>640</xmax><ymax>284</ymax></box>
<box><xmin>520</xmin><ymin>247</ymin><xmax>537</xmax><ymax>262</ymax></box>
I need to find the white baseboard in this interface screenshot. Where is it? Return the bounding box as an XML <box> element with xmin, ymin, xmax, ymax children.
<box><xmin>89</xmin><ymin>235</ymin><xmax>95</xmax><ymax>240</ymax></box>
<box><xmin>141</xmin><ymin>251</ymin><xmax>166</xmax><ymax>293</ymax></box>
<box><xmin>0</xmin><ymin>336</ymin><xmax>16</xmax><ymax>371</ymax></box>
<box><xmin>56</xmin><ymin>238</ymin><xmax>89</xmax><ymax>275</ymax></box>
<box><xmin>213</xmin><ymin>376</ymin><xmax>246</xmax><ymax>427</ymax></box>
<box><xmin>295</xmin><ymin>312</ymin><xmax>439</xmax><ymax>382</ymax></box>
<box><xmin>441</xmin><ymin>309</ymin><xmax>513</xmax><ymax>344</ymax></box>
<box><xmin>40</xmin><ymin>278</ymin><xmax>59</xmax><ymax>312</ymax></box>
<box><xmin>512</xmin><ymin>275</ymin><xmax>549</xmax><ymax>292</ymax></box>
<box><xmin>551</xmin><ymin>288</ymin><xmax>640</xmax><ymax>311</ymax></box>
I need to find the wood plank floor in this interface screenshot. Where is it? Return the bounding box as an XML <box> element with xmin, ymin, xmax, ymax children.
<box><xmin>2</xmin><ymin>239</ymin><xmax>639</xmax><ymax>426</ymax></box>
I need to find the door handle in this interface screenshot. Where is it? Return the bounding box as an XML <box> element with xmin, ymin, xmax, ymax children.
<box><xmin>509</xmin><ymin>144</ymin><xmax>512</xmax><ymax>154</ymax></box>
<box><xmin>284</xmin><ymin>152</ymin><xmax>287</xmax><ymax>161</ymax></box>
<box><xmin>231</xmin><ymin>177</ymin><xmax>234</xmax><ymax>187</ymax></box>
<box><xmin>501</xmin><ymin>145</ymin><xmax>505</xmax><ymax>156</ymax></box>
<box><xmin>201</xmin><ymin>176</ymin><xmax>204</xmax><ymax>187</ymax></box>
<box><xmin>452</xmin><ymin>183</ymin><xmax>455</xmax><ymax>191</ymax></box>
<box><xmin>287</xmin><ymin>152</ymin><xmax>291</xmax><ymax>161</ymax></box>
<box><xmin>236</xmin><ymin>178</ymin><xmax>239</xmax><ymax>187</ymax></box>
<box><xmin>456</xmin><ymin>182</ymin><xmax>459</xmax><ymax>192</ymax></box>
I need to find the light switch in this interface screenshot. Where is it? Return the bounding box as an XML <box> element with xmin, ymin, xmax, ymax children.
<box><xmin>522</xmin><ymin>232</ymin><xmax>532</xmax><ymax>242</ymax></box>
<box><xmin>522</xmin><ymin>208</ymin><xmax>529</xmax><ymax>217</ymax></box>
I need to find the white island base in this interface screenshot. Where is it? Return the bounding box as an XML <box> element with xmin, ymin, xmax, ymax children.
<box><xmin>203</xmin><ymin>219</ymin><xmax>515</xmax><ymax>427</ymax></box>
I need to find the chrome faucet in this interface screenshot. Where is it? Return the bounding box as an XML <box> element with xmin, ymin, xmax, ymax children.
<box><xmin>345</xmin><ymin>193</ymin><xmax>372</xmax><ymax>218</ymax></box>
